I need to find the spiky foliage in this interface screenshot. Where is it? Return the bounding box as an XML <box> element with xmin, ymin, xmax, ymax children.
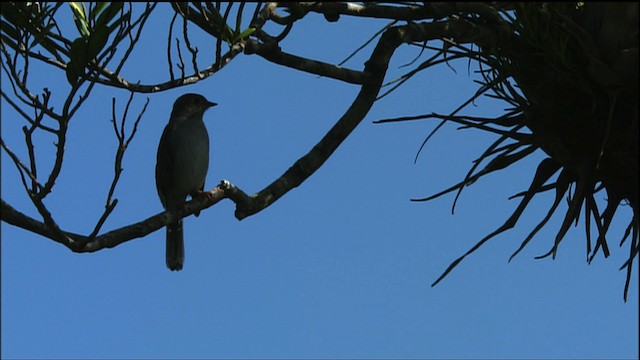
<box><xmin>379</xmin><ymin>3</ymin><xmax>638</xmax><ymax>300</ymax></box>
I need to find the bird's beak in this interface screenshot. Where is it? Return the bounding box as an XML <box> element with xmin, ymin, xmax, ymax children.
<box><xmin>206</xmin><ymin>101</ymin><xmax>217</xmax><ymax>108</ymax></box>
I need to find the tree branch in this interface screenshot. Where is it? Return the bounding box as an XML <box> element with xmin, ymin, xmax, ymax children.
<box><xmin>244</xmin><ymin>39</ymin><xmax>366</xmax><ymax>84</ymax></box>
<box><xmin>231</xmin><ymin>21</ymin><xmax>482</xmax><ymax>219</ymax></box>
<box><xmin>1</xmin><ymin>185</ymin><xmax>228</xmax><ymax>252</ymax></box>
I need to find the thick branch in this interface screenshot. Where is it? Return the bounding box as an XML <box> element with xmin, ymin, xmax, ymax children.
<box><xmin>1</xmin><ymin>199</ymin><xmax>83</xmax><ymax>242</ymax></box>
<box><xmin>301</xmin><ymin>2</ymin><xmax>506</xmax><ymax>25</ymax></box>
<box><xmin>244</xmin><ymin>39</ymin><xmax>366</xmax><ymax>84</ymax></box>
<box><xmin>1</xmin><ymin>185</ymin><xmax>227</xmax><ymax>252</ymax></box>
<box><xmin>231</xmin><ymin>21</ymin><xmax>476</xmax><ymax>219</ymax></box>
<box><xmin>304</xmin><ymin>2</ymin><xmax>436</xmax><ymax>21</ymax></box>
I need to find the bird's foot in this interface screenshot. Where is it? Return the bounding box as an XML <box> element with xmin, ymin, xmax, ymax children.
<box><xmin>194</xmin><ymin>189</ymin><xmax>216</xmax><ymax>201</ymax></box>
<box><xmin>191</xmin><ymin>189</ymin><xmax>216</xmax><ymax>217</ymax></box>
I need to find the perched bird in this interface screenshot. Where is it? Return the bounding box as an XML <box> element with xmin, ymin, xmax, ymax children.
<box><xmin>155</xmin><ymin>93</ymin><xmax>217</xmax><ymax>271</ymax></box>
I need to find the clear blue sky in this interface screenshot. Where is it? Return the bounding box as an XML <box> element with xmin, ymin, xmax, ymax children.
<box><xmin>2</xmin><ymin>4</ymin><xmax>638</xmax><ymax>359</ymax></box>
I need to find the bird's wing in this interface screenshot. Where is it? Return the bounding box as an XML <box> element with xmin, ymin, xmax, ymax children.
<box><xmin>155</xmin><ymin>123</ymin><xmax>175</xmax><ymax>208</ymax></box>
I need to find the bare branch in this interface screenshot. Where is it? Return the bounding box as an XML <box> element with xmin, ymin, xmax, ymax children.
<box><xmin>0</xmin><ymin>184</ymin><xmax>228</xmax><ymax>253</ymax></box>
<box><xmin>89</xmin><ymin>94</ymin><xmax>149</xmax><ymax>239</ymax></box>
<box><xmin>230</xmin><ymin>22</ymin><xmax>448</xmax><ymax>219</ymax></box>
<box><xmin>303</xmin><ymin>2</ymin><xmax>434</xmax><ymax>21</ymax></box>
<box><xmin>0</xmin><ymin>90</ymin><xmax>57</xmax><ymax>133</ymax></box>
<box><xmin>181</xmin><ymin>9</ymin><xmax>200</xmax><ymax>75</ymax></box>
<box><xmin>113</xmin><ymin>3</ymin><xmax>157</xmax><ymax>76</ymax></box>
<box><xmin>244</xmin><ymin>39</ymin><xmax>366</xmax><ymax>84</ymax></box>
<box><xmin>0</xmin><ymin>138</ymin><xmax>41</xmax><ymax>194</ymax></box>
<box><xmin>167</xmin><ymin>11</ymin><xmax>178</xmax><ymax>81</ymax></box>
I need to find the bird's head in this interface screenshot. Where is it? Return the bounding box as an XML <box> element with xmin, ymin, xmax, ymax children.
<box><xmin>170</xmin><ymin>93</ymin><xmax>217</xmax><ymax>120</ymax></box>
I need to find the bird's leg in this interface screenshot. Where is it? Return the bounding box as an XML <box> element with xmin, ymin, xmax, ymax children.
<box><xmin>191</xmin><ymin>185</ymin><xmax>210</xmax><ymax>217</ymax></box>
<box><xmin>192</xmin><ymin>184</ymin><xmax>217</xmax><ymax>200</ymax></box>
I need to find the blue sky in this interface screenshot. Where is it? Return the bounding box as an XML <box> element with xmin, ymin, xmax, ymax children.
<box><xmin>2</xmin><ymin>4</ymin><xmax>638</xmax><ymax>359</ymax></box>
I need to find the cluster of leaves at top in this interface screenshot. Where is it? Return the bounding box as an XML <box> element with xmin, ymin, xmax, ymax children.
<box><xmin>423</xmin><ymin>3</ymin><xmax>637</xmax><ymax>300</ymax></box>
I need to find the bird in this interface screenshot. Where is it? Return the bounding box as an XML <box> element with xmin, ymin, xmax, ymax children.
<box><xmin>155</xmin><ymin>93</ymin><xmax>217</xmax><ymax>271</ymax></box>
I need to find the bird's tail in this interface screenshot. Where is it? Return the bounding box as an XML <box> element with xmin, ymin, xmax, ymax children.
<box><xmin>166</xmin><ymin>219</ymin><xmax>184</xmax><ymax>271</ymax></box>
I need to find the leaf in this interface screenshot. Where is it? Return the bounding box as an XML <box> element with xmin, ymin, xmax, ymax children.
<box><xmin>222</xmin><ymin>25</ymin><xmax>234</xmax><ymax>44</ymax></box>
<box><xmin>0</xmin><ymin>20</ymin><xmax>21</xmax><ymax>44</ymax></box>
<box><xmin>87</xmin><ymin>24</ymin><xmax>109</xmax><ymax>60</ymax></box>
<box><xmin>65</xmin><ymin>62</ymin><xmax>79</xmax><ymax>85</ymax></box>
<box><xmin>1</xmin><ymin>3</ymin><xmax>27</xmax><ymax>29</ymax></box>
<box><xmin>0</xmin><ymin>34</ymin><xmax>20</xmax><ymax>52</ymax></box>
<box><xmin>66</xmin><ymin>37</ymin><xmax>88</xmax><ymax>85</ymax></box>
<box><xmin>69</xmin><ymin>2</ymin><xmax>87</xmax><ymax>19</ymax></box>
<box><xmin>69</xmin><ymin>2</ymin><xmax>90</xmax><ymax>38</ymax></box>
<box><xmin>432</xmin><ymin>158</ymin><xmax>562</xmax><ymax>287</ymax></box>
<box><xmin>31</xmin><ymin>26</ymin><xmax>60</xmax><ymax>59</ymax></box>
<box><xmin>69</xmin><ymin>37</ymin><xmax>88</xmax><ymax>65</ymax></box>
<box><xmin>95</xmin><ymin>2</ymin><xmax>123</xmax><ymax>28</ymax></box>
<box><xmin>236</xmin><ymin>27</ymin><xmax>256</xmax><ymax>40</ymax></box>
<box><xmin>89</xmin><ymin>2</ymin><xmax>108</xmax><ymax>22</ymax></box>
<box><xmin>107</xmin><ymin>11</ymin><xmax>129</xmax><ymax>34</ymax></box>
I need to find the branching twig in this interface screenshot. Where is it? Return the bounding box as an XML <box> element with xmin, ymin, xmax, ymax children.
<box><xmin>89</xmin><ymin>93</ymin><xmax>149</xmax><ymax>239</ymax></box>
<box><xmin>0</xmin><ymin>138</ymin><xmax>41</xmax><ymax>194</ymax></box>
<box><xmin>181</xmin><ymin>10</ymin><xmax>200</xmax><ymax>76</ymax></box>
<box><xmin>167</xmin><ymin>11</ymin><xmax>178</xmax><ymax>81</ymax></box>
